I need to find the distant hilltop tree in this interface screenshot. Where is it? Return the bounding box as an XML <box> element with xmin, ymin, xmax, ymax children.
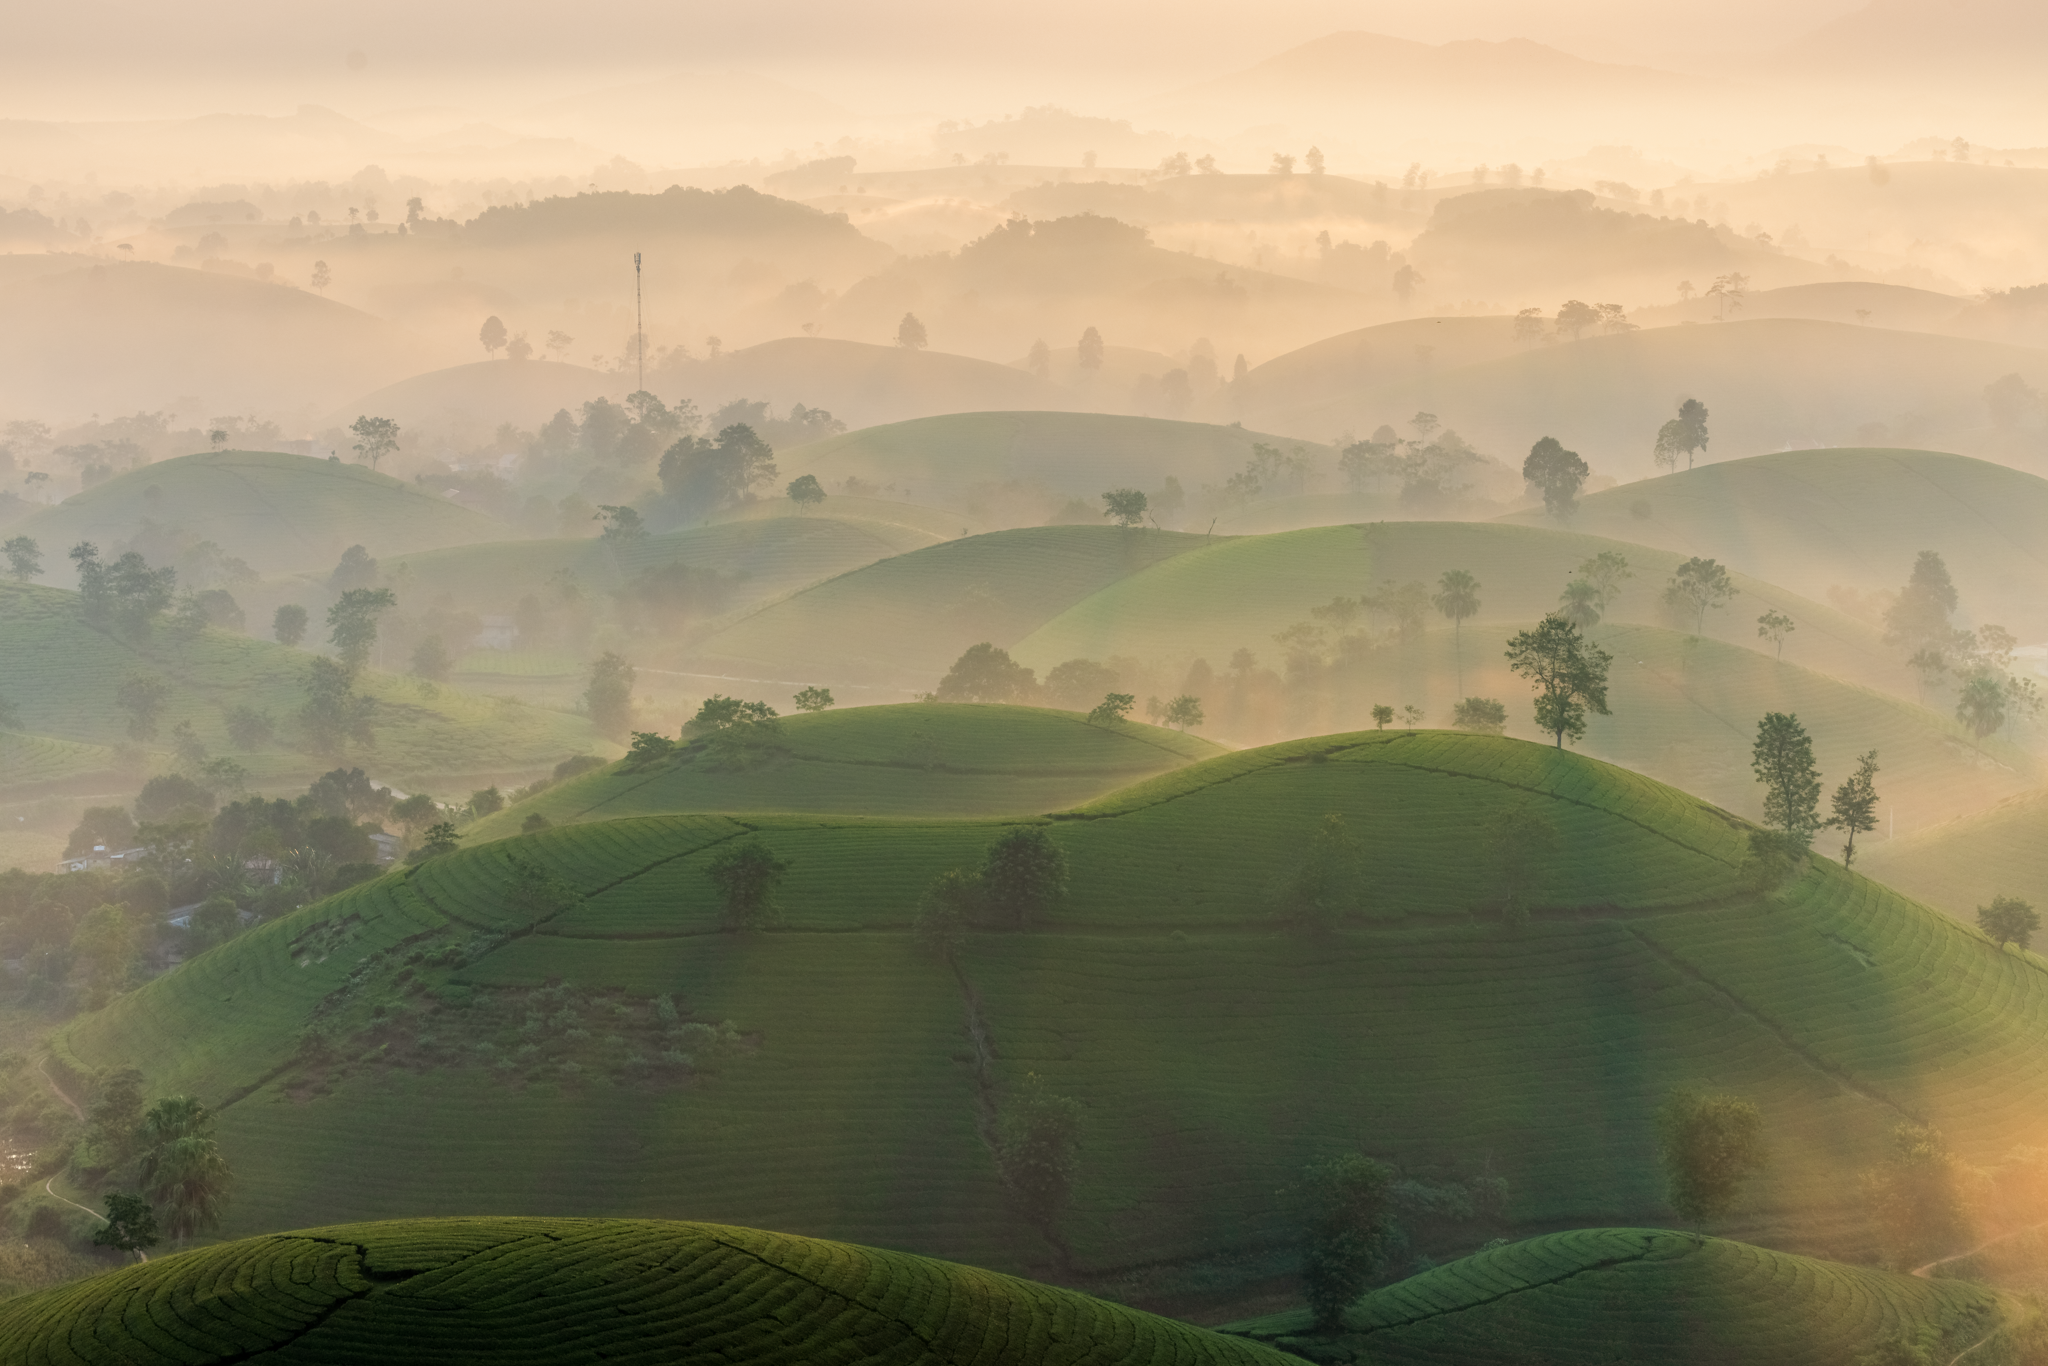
<box><xmin>792</xmin><ymin>685</ymin><xmax>834</xmax><ymax>713</ymax></box>
<box><xmin>1829</xmin><ymin>750</ymin><xmax>1880</xmax><ymax>866</ymax></box>
<box><xmin>1505</xmin><ymin>614</ymin><xmax>1612</xmax><ymax>748</ymax></box>
<box><xmin>3</xmin><ymin>534</ymin><xmax>41</xmax><ymax>581</ymax></box>
<box><xmin>1666</xmin><ymin>557</ymin><xmax>1738</xmax><ymax>636</ymax></box>
<box><xmin>896</xmin><ymin>313</ymin><xmax>928</xmax><ymax>350</ymax></box>
<box><xmin>1522</xmin><ymin>436</ymin><xmax>1589</xmax><ymax>520</ymax></box>
<box><xmin>937</xmin><ymin>643</ymin><xmax>1036</xmax><ymax>703</ymax></box>
<box><xmin>1979</xmin><ymin>895</ymin><xmax>2039</xmax><ymax>952</ymax></box>
<box><xmin>1555</xmin><ymin>299</ymin><xmax>1599</xmax><ymax>340</ymax></box>
<box><xmin>479</xmin><ymin>315</ymin><xmax>508</xmax><ymax>358</ymax></box>
<box><xmin>1026</xmin><ymin>338</ymin><xmax>1051</xmax><ymax>381</ymax></box>
<box><xmin>309</xmin><ymin>260</ymin><xmax>330</xmax><ymax>291</ymax></box>
<box><xmin>505</xmin><ymin>332</ymin><xmax>534</xmax><ymax>362</ymax></box>
<box><xmin>1101</xmin><ymin>488</ymin><xmax>1147</xmax><ymax>528</ymax></box>
<box><xmin>1077</xmin><ymin>326</ymin><xmax>1103</xmax><ymax>370</ymax></box>
<box><xmin>348</xmin><ymin>415</ymin><xmax>399</xmax><ymax>470</ymax></box>
<box><xmin>787</xmin><ymin>474</ymin><xmax>825</xmax><ymax>510</ymax></box>
<box><xmin>584</xmin><ymin>652</ymin><xmax>635</xmax><ymax>741</ymax></box>
<box><xmin>1652</xmin><ymin>397</ymin><xmax>1710</xmax><ymax>472</ymax></box>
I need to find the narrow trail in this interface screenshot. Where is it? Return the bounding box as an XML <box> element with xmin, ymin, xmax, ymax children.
<box><xmin>33</xmin><ymin>1057</ymin><xmax>146</xmax><ymax>1258</ymax></box>
<box><xmin>1908</xmin><ymin>1222</ymin><xmax>2048</xmax><ymax>1366</ymax></box>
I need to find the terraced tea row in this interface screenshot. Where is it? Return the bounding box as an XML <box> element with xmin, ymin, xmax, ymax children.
<box><xmin>0</xmin><ymin>1217</ymin><xmax>1294</xmax><ymax>1364</ymax></box>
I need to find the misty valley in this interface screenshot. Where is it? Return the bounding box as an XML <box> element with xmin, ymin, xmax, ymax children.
<box><xmin>6</xmin><ymin>4</ymin><xmax>2048</xmax><ymax>1361</ymax></box>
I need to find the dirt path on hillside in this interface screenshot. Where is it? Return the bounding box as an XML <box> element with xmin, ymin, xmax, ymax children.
<box><xmin>1909</xmin><ymin>1224</ymin><xmax>2048</xmax><ymax>1366</ymax></box>
<box><xmin>30</xmin><ymin>1057</ymin><xmax>148</xmax><ymax>1257</ymax></box>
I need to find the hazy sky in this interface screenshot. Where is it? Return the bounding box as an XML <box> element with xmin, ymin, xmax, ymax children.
<box><xmin>2</xmin><ymin>0</ymin><xmax>1865</xmax><ymax>121</ymax></box>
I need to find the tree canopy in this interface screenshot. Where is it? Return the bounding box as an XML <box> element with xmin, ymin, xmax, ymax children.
<box><xmin>1504</xmin><ymin>614</ymin><xmax>1612</xmax><ymax>747</ymax></box>
<box><xmin>936</xmin><ymin>643</ymin><xmax>1037</xmax><ymax>703</ymax></box>
<box><xmin>1522</xmin><ymin>436</ymin><xmax>1589</xmax><ymax>518</ymax></box>
<box><xmin>1751</xmin><ymin>711</ymin><xmax>1824</xmax><ymax>851</ymax></box>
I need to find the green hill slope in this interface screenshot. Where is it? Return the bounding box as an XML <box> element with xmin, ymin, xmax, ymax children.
<box><xmin>779</xmin><ymin>410</ymin><xmax>1334</xmax><ymax>515</ymax></box>
<box><xmin>386</xmin><ymin>512</ymin><xmax>946</xmax><ymax>621</ymax></box>
<box><xmin>53</xmin><ymin>731</ymin><xmax>2048</xmax><ymax>1295</ymax></box>
<box><xmin>0</xmin><ymin>1216</ymin><xmax>1290</xmax><ymax>1365</ymax></box>
<box><xmin>0</xmin><ymin>580</ymin><xmax>602</xmax><ymax>800</ymax></box>
<box><xmin>691</xmin><ymin>524</ymin><xmax>1212</xmax><ymax>687</ymax></box>
<box><xmin>16</xmin><ymin>450</ymin><xmax>513</xmax><ymax>579</ymax></box>
<box><xmin>326</xmin><ymin>357</ymin><xmax>620</xmax><ymax>435</ymax></box>
<box><xmin>1861</xmin><ymin>790</ymin><xmax>2048</xmax><ymax>922</ymax></box>
<box><xmin>469</xmin><ymin>703</ymin><xmax>1222</xmax><ymax>836</ymax></box>
<box><xmin>674</xmin><ymin>337</ymin><xmax>1063</xmax><ymax>432</ymax></box>
<box><xmin>1239</xmin><ymin>316</ymin><xmax>1527</xmax><ymax>425</ymax></box>
<box><xmin>1260</xmin><ymin>319</ymin><xmax>2048</xmax><ymax>481</ymax></box>
<box><xmin>1224</xmin><ymin>1229</ymin><xmax>2017</xmax><ymax>1365</ymax></box>
<box><xmin>1500</xmin><ymin>448</ymin><xmax>2048</xmax><ymax>640</ymax></box>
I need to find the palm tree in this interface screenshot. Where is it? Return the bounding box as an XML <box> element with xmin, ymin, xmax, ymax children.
<box><xmin>138</xmin><ymin>1097</ymin><xmax>232</xmax><ymax>1244</ymax></box>
<box><xmin>1559</xmin><ymin>580</ymin><xmax>1603</xmax><ymax>631</ymax></box>
<box><xmin>1432</xmin><ymin>570</ymin><xmax>1481</xmax><ymax>694</ymax></box>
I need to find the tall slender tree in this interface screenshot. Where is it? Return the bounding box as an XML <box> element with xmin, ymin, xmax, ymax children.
<box><xmin>1433</xmin><ymin>569</ymin><xmax>1481</xmax><ymax>693</ymax></box>
<box><xmin>1829</xmin><ymin>750</ymin><xmax>1880</xmax><ymax>867</ymax></box>
<box><xmin>1752</xmin><ymin>712</ymin><xmax>1824</xmax><ymax>851</ymax></box>
<box><xmin>1505</xmin><ymin>614</ymin><xmax>1612</xmax><ymax>748</ymax></box>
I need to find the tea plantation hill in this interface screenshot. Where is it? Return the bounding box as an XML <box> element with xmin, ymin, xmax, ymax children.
<box><xmin>1861</xmin><ymin>790</ymin><xmax>2048</xmax><ymax>923</ymax></box>
<box><xmin>1501</xmin><ymin>448</ymin><xmax>2048</xmax><ymax>641</ymax></box>
<box><xmin>690</xmin><ymin>524</ymin><xmax>1212</xmax><ymax>689</ymax></box>
<box><xmin>777</xmin><ymin>410</ymin><xmax>1336</xmax><ymax>515</ymax></box>
<box><xmin>383</xmin><ymin>505</ymin><xmax>950</xmax><ymax>625</ymax></box>
<box><xmin>679</xmin><ymin>337</ymin><xmax>1062</xmax><ymax>432</ymax></box>
<box><xmin>1632</xmin><ymin>280</ymin><xmax>1967</xmax><ymax>332</ymax></box>
<box><xmin>0</xmin><ymin>580</ymin><xmax>604</xmax><ymax>799</ymax></box>
<box><xmin>467</xmin><ymin>704</ymin><xmax>1222</xmax><ymax>837</ymax></box>
<box><xmin>327</xmin><ymin>357</ymin><xmax>621</xmax><ymax>436</ymax></box>
<box><xmin>1223</xmin><ymin>1229</ymin><xmax>2024</xmax><ymax>1366</ymax></box>
<box><xmin>1236</xmin><ymin>315</ymin><xmax>1529</xmax><ymax>430</ymax></box>
<box><xmin>53</xmin><ymin>731</ymin><xmax>2048</xmax><ymax>1297</ymax></box>
<box><xmin>1254</xmin><ymin>318</ymin><xmax>2048</xmax><ymax>475</ymax></box>
<box><xmin>0</xmin><ymin>1217</ymin><xmax>1292</xmax><ymax>1366</ymax></box>
<box><xmin>14</xmin><ymin>450</ymin><xmax>513</xmax><ymax>579</ymax></box>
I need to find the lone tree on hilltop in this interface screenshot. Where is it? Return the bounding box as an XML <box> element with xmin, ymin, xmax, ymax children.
<box><xmin>1161</xmin><ymin>694</ymin><xmax>1204</xmax><ymax>731</ymax></box>
<box><xmin>1433</xmin><ymin>569</ymin><xmax>1481</xmax><ymax>693</ymax></box>
<box><xmin>479</xmin><ymin>315</ymin><xmax>508</xmax><ymax>357</ymax></box>
<box><xmin>1505</xmin><ymin>614</ymin><xmax>1612</xmax><ymax>748</ymax></box>
<box><xmin>1371</xmin><ymin>704</ymin><xmax>1394</xmax><ymax>729</ymax></box>
<box><xmin>1555</xmin><ymin>299</ymin><xmax>1599</xmax><ymax>340</ymax></box>
<box><xmin>1830</xmin><ymin>750</ymin><xmax>1880</xmax><ymax>867</ymax></box>
<box><xmin>705</xmin><ymin>838</ymin><xmax>789</xmax><ymax>931</ymax></box>
<box><xmin>1979</xmin><ymin>895</ymin><xmax>2039</xmax><ymax>952</ymax></box>
<box><xmin>1666</xmin><ymin>557</ymin><xmax>1738</xmax><ymax>635</ymax></box>
<box><xmin>272</xmin><ymin>603</ymin><xmax>308</xmax><ymax>647</ymax></box>
<box><xmin>584</xmin><ymin>651</ymin><xmax>635</xmax><ymax>741</ymax></box>
<box><xmin>3</xmin><ymin>535</ymin><xmax>41</xmax><ymax>581</ymax></box>
<box><xmin>786</xmin><ymin>473</ymin><xmax>825</xmax><ymax>510</ymax></box>
<box><xmin>1523</xmin><ymin>436</ymin><xmax>1589</xmax><ymax>519</ymax></box>
<box><xmin>896</xmin><ymin>312</ymin><xmax>928</xmax><ymax>350</ymax></box>
<box><xmin>981</xmin><ymin>827</ymin><xmax>1067</xmax><ymax>929</ymax></box>
<box><xmin>1653</xmin><ymin>398</ymin><xmax>1710</xmax><ymax>472</ymax></box>
<box><xmin>936</xmin><ymin>642</ymin><xmax>1037</xmax><ymax>703</ymax></box>
<box><xmin>1657</xmin><ymin>1088</ymin><xmax>1767</xmax><ymax>1224</ymax></box>
<box><xmin>1300</xmin><ymin>1152</ymin><xmax>1398</xmax><ymax>1332</ymax></box>
<box><xmin>93</xmin><ymin>1192</ymin><xmax>159</xmax><ymax>1259</ymax></box>
<box><xmin>327</xmin><ymin>587</ymin><xmax>396</xmax><ymax>676</ymax></box>
<box><xmin>1102</xmin><ymin>488</ymin><xmax>1147</xmax><ymax>528</ymax></box>
<box><xmin>1757</xmin><ymin>609</ymin><xmax>1795</xmax><ymax>659</ymax></box>
<box><xmin>348</xmin><ymin>415</ymin><xmax>399</xmax><ymax>469</ymax></box>
<box><xmin>1752</xmin><ymin>712</ymin><xmax>1824</xmax><ymax>852</ymax></box>
<box><xmin>792</xmin><ymin>685</ymin><xmax>834</xmax><ymax>713</ymax></box>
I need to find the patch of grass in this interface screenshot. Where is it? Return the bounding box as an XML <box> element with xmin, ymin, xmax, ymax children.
<box><xmin>1223</xmin><ymin>1228</ymin><xmax>2017</xmax><ymax>1365</ymax></box>
<box><xmin>0</xmin><ymin>1216</ymin><xmax>1296</xmax><ymax>1363</ymax></box>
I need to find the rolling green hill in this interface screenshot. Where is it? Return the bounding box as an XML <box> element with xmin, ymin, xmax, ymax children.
<box><xmin>468</xmin><ymin>704</ymin><xmax>1222</xmax><ymax>837</ymax></box>
<box><xmin>778</xmin><ymin>411</ymin><xmax>1334</xmax><ymax>515</ymax></box>
<box><xmin>1631</xmin><ymin>281</ymin><xmax>1966</xmax><ymax>332</ymax></box>
<box><xmin>51</xmin><ymin>730</ymin><xmax>2048</xmax><ymax>1298</ymax></box>
<box><xmin>1239</xmin><ymin>316</ymin><xmax>1527</xmax><ymax>426</ymax></box>
<box><xmin>690</xmin><ymin>524</ymin><xmax>1213</xmax><ymax>688</ymax></box>
<box><xmin>0</xmin><ymin>1216</ymin><xmax>1290</xmax><ymax>1365</ymax></box>
<box><xmin>385</xmin><ymin>511</ymin><xmax>947</xmax><ymax>620</ymax></box>
<box><xmin>326</xmin><ymin>357</ymin><xmax>620</xmax><ymax>437</ymax></box>
<box><xmin>1500</xmin><ymin>448</ymin><xmax>2048</xmax><ymax>641</ymax></box>
<box><xmin>668</xmin><ymin>338</ymin><xmax>1063</xmax><ymax>432</ymax></box>
<box><xmin>1223</xmin><ymin>1229</ymin><xmax>2019</xmax><ymax>1365</ymax></box>
<box><xmin>15</xmin><ymin>450</ymin><xmax>514</xmax><ymax>579</ymax></box>
<box><xmin>1861</xmin><ymin>789</ymin><xmax>2048</xmax><ymax>923</ymax></box>
<box><xmin>1255</xmin><ymin>319</ymin><xmax>2048</xmax><ymax>481</ymax></box>
<box><xmin>0</xmin><ymin>580</ymin><xmax>603</xmax><ymax>802</ymax></box>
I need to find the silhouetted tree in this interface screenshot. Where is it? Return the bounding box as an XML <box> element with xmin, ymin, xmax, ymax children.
<box><xmin>1300</xmin><ymin>1152</ymin><xmax>1397</xmax><ymax>1332</ymax></box>
<box><xmin>326</xmin><ymin>588</ymin><xmax>397</xmax><ymax>675</ymax></box>
<box><xmin>1653</xmin><ymin>399</ymin><xmax>1710</xmax><ymax>471</ymax></box>
<box><xmin>981</xmin><ymin>827</ymin><xmax>1067</xmax><ymax>929</ymax></box>
<box><xmin>1026</xmin><ymin>338</ymin><xmax>1051</xmax><ymax>381</ymax></box>
<box><xmin>584</xmin><ymin>652</ymin><xmax>635</xmax><ymax>741</ymax></box>
<box><xmin>1830</xmin><ymin>750</ymin><xmax>1880</xmax><ymax>866</ymax></box>
<box><xmin>1088</xmin><ymin>692</ymin><xmax>1135</xmax><ymax>724</ymax></box>
<box><xmin>896</xmin><ymin>313</ymin><xmax>928</xmax><ymax>350</ymax></box>
<box><xmin>1979</xmin><ymin>895</ymin><xmax>2039</xmax><ymax>951</ymax></box>
<box><xmin>1957</xmin><ymin>673</ymin><xmax>2007</xmax><ymax>737</ymax></box>
<box><xmin>1102</xmin><ymin>488</ymin><xmax>1147</xmax><ymax>527</ymax></box>
<box><xmin>936</xmin><ymin>643</ymin><xmax>1037</xmax><ymax>703</ymax></box>
<box><xmin>1433</xmin><ymin>569</ymin><xmax>1481</xmax><ymax>692</ymax></box>
<box><xmin>272</xmin><ymin>603</ymin><xmax>308</xmax><ymax>647</ymax></box>
<box><xmin>137</xmin><ymin>1096</ymin><xmax>232</xmax><ymax>1244</ymax></box>
<box><xmin>310</xmin><ymin>260</ymin><xmax>330</xmax><ymax>290</ymax></box>
<box><xmin>1505</xmin><ymin>615</ymin><xmax>1612</xmax><ymax>747</ymax></box>
<box><xmin>793</xmin><ymin>686</ymin><xmax>834</xmax><ymax>713</ymax></box>
<box><xmin>1756</xmin><ymin>609</ymin><xmax>1795</xmax><ymax>659</ymax></box>
<box><xmin>1077</xmin><ymin>326</ymin><xmax>1104</xmax><ymax>369</ymax></box>
<box><xmin>705</xmin><ymin>838</ymin><xmax>789</xmax><ymax>931</ymax></box>
<box><xmin>93</xmin><ymin>1192</ymin><xmax>158</xmax><ymax>1258</ymax></box>
<box><xmin>1555</xmin><ymin>299</ymin><xmax>1599</xmax><ymax>339</ymax></box>
<box><xmin>1452</xmin><ymin>697</ymin><xmax>1507</xmax><ymax>734</ymax></box>
<box><xmin>479</xmin><ymin>315</ymin><xmax>508</xmax><ymax>357</ymax></box>
<box><xmin>1752</xmin><ymin>711</ymin><xmax>1823</xmax><ymax>851</ymax></box>
<box><xmin>787</xmin><ymin>473</ymin><xmax>826</xmax><ymax>509</ymax></box>
<box><xmin>913</xmin><ymin>868</ymin><xmax>979</xmax><ymax>960</ymax></box>
<box><xmin>1665</xmin><ymin>557</ymin><xmax>1738</xmax><ymax>635</ymax></box>
<box><xmin>1162</xmin><ymin>694</ymin><xmax>1204</xmax><ymax>731</ymax></box>
<box><xmin>1523</xmin><ymin>437</ymin><xmax>1589</xmax><ymax>519</ymax></box>
<box><xmin>1657</xmin><ymin>1089</ymin><xmax>1767</xmax><ymax>1224</ymax></box>
<box><xmin>3</xmin><ymin>535</ymin><xmax>40</xmax><ymax>581</ymax></box>
<box><xmin>348</xmin><ymin>415</ymin><xmax>399</xmax><ymax>469</ymax></box>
